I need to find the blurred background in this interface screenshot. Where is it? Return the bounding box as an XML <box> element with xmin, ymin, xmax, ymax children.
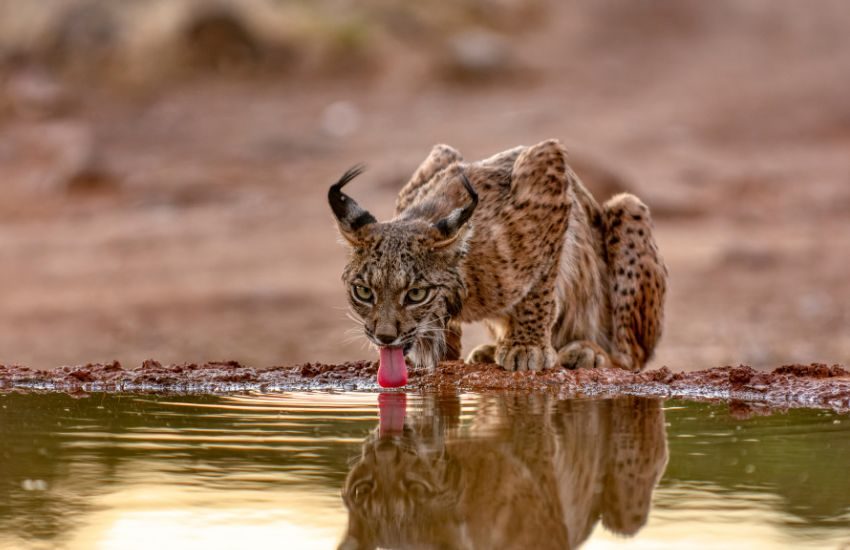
<box><xmin>0</xmin><ymin>0</ymin><xmax>848</xmax><ymax>371</ymax></box>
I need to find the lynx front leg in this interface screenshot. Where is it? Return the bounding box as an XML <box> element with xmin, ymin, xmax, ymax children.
<box><xmin>497</xmin><ymin>342</ymin><xmax>558</xmax><ymax>372</ymax></box>
<box><xmin>496</xmin><ymin>287</ymin><xmax>558</xmax><ymax>372</ymax></box>
<box><xmin>493</xmin><ymin>139</ymin><xmax>570</xmax><ymax>372</ymax></box>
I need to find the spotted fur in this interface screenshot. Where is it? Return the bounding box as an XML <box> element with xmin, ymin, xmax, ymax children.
<box><xmin>329</xmin><ymin>139</ymin><xmax>667</xmax><ymax>372</ymax></box>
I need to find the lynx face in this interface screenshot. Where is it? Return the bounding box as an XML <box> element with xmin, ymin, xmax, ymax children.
<box><xmin>341</xmin><ymin>432</ymin><xmax>460</xmax><ymax>549</ymax></box>
<box><xmin>329</xmin><ymin>167</ymin><xmax>477</xmax><ymax>373</ymax></box>
<box><xmin>341</xmin><ymin>221</ymin><xmax>467</xmax><ymax>370</ymax></box>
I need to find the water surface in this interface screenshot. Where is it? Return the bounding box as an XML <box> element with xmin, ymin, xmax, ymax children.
<box><xmin>1</xmin><ymin>392</ymin><xmax>848</xmax><ymax>549</ymax></box>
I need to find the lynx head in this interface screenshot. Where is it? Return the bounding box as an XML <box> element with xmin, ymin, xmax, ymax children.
<box><xmin>328</xmin><ymin>165</ymin><xmax>477</xmax><ymax>375</ymax></box>
<box><xmin>339</xmin><ymin>427</ymin><xmax>461</xmax><ymax>549</ymax></box>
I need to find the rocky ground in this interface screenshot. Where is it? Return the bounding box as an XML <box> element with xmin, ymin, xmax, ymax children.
<box><xmin>0</xmin><ymin>1</ymin><xmax>848</xmax><ymax>371</ymax></box>
<box><xmin>2</xmin><ymin>361</ymin><xmax>849</xmax><ymax>412</ymax></box>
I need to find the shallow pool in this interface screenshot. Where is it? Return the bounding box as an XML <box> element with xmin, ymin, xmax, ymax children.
<box><xmin>1</xmin><ymin>392</ymin><xmax>848</xmax><ymax>549</ymax></box>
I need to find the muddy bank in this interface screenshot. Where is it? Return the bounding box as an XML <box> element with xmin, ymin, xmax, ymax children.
<box><xmin>1</xmin><ymin>360</ymin><xmax>848</xmax><ymax>411</ymax></box>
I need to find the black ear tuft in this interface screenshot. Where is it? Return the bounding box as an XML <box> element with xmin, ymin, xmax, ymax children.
<box><xmin>328</xmin><ymin>165</ymin><xmax>377</xmax><ymax>235</ymax></box>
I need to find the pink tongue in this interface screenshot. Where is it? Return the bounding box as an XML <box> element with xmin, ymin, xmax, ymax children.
<box><xmin>377</xmin><ymin>346</ymin><xmax>408</xmax><ymax>388</ymax></box>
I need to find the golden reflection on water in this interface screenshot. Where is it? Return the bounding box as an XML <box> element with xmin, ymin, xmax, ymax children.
<box><xmin>69</xmin><ymin>487</ymin><xmax>345</xmax><ymax>550</ymax></box>
<box><xmin>0</xmin><ymin>392</ymin><xmax>849</xmax><ymax>549</ymax></box>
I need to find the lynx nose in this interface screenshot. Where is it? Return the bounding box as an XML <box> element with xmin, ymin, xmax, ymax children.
<box><xmin>375</xmin><ymin>333</ymin><xmax>397</xmax><ymax>345</ymax></box>
<box><xmin>374</xmin><ymin>320</ymin><xmax>398</xmax><ymax>345</ymax></box>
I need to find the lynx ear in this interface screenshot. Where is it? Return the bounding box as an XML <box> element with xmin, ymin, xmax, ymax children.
<box><xmin>328</xmin><ymin>165</ymin><xmax>376</xmax><ymax>245</ymax></box>
<box><xmin>431</xmin><ymin>171</ymin><xmax>478</xmax><ymax>249</ymax></box>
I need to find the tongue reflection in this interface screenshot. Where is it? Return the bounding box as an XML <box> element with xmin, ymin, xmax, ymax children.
<box><xmin>377</xmin><ymin>346</ymin><xmax>408</xmax><ymax>388</ymax></box>
<box><xmin>378</xmin><ymin>393</ymin><xmax>407</xmax><ymax>435</ymax></box>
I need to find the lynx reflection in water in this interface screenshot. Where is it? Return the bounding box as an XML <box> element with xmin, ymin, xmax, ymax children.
<box><xmin>340</xmin><ymin>393</ymin><xmax>668</xmax><ymax>550</ymax></box>
<box><xmin>3</xmin><ymin>392</ymin><xmax>847</xmax><ymax>549</ymax></box>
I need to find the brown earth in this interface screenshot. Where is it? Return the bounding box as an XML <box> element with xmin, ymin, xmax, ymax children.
<box><xmin>1</xmin><ymin>361</ymin><xmax>848</xmax><ymax>412</ymax></box>
<box><xmin>0</xmin><ymin>1</ymin><xmax>849</xmax><ymax>371</ymax></box>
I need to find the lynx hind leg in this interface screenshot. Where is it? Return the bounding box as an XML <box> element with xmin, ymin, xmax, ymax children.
<box><xmin>395</xmin><ymin>144</ymin><xmax>463</xmax><ymax>214</ymax></box>
<box><xmin>558</xmin><ymin>340</ymin><xmax>610</xmax><ymax>369</ymax></box>
<box><xmin>603</xmin><ymin>193</ymin><xmax>667</xmax><ymax>372</ymax></box>
<box><xmin>601</xmin><ymin>397</ymin><xmax>668</xmax><ymax>535</ymax></box>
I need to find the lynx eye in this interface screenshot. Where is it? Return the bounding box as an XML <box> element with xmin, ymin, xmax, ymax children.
<box><xmin>352</xmin><ymin>285</ymin><xmax>374</xmax><ymax>303</ymax></box>
<box><xmin>405</xmin><ymin>287</ymin><xmax>429</xmax><ymax>305</ymax></box>
<box><xmin>404</xmin><ymin>479</ymin><xmax>430</xmax><ymax>498</ymax></box>
<box><xmin>351</xmin><ymin>480</ymin><xmax>374</xmax><ymax>502</ymax></box>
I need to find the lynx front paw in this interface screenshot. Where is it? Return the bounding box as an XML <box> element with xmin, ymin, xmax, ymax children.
<box><xmin>466</xmin><ymin>344</ymin><xmax>496</xmax><ymax>364</ymax></box>
<box><xmin>496</xmin><ymin>343</ymin><xmax>557</xmax><ymax>372</ymax></box>
<box><xmin>558</xmin><ymin>340</ymin><xmax>610</xmax><ymax>369</ymax></box>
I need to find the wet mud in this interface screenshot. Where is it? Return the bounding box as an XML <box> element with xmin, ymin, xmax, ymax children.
<box><xmin>1</xmin><ymin>360</ymin><xmax>848</xmax><ymax>411</ymax></box>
